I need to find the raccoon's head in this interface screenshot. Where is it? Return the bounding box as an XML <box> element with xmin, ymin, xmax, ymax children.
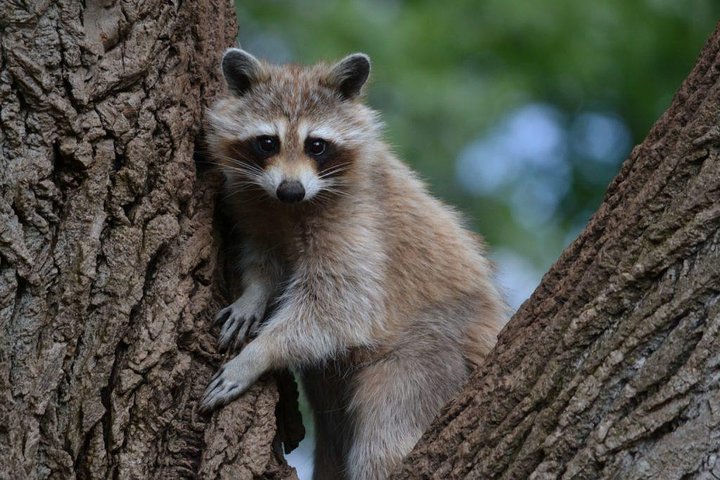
<box><xmin>207</xmin><ymin>49</ymin><xmax>380</xmax><ymax>204</ymax></box>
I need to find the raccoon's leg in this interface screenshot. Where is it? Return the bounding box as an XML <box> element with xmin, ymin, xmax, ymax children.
<box><xmin>312</xmin><ymin>409</ymin><xmax>350</xmax><ymax>480</ymax></box>
<box><xmin>302</xmin><ymin>368</ymin><xmax>353</xmax><ymax>480</ymax></box>
<box><xmin>344</xmin><ymin>362</ymin><xmax>424</xmax><ymax>480</ymax></box>
<box><xmin>200</xmin><ymin>260</ymin><xmax>383</xmax><ymax>412</ymax></box>
<box><xmin>214</xmin><ymin>240</ymin><xmax>281</xmax><ymax>351</ymax></box>
<box><xmin>345</xmin><ymin>344</ymin><xmax>470</xmax><ymax>480</ymax></box>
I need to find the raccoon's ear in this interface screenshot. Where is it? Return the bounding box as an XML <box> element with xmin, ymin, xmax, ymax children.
<box><xmin>222</xmin><ymin>48</ymin><xmax>263</xmax><ymax>96</ymax></box>
<box><xmin>328</xmin><ymin>53</ymin><xmax>371</xmax><ymax>100</ymax></box>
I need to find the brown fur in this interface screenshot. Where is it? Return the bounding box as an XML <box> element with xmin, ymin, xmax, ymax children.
<box><xmin>201</xmin><ymin>50</ymin><xmax>507</xmax><ymax>480</ymax></box>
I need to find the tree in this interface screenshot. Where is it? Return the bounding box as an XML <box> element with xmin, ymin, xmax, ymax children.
<box><xmin>2</xmin><ymin>2</ymin><xmax>718</xmax><ymax>479</ymax></box>
<box><xmin>0</xmin><ymin>1</ymin><xmax>298</xmax><ymax>478</ymax></box>
<box><xmin>393</xmin><ymin>24</ymin><xmax>720</xmax><ymax>480</ymax></box>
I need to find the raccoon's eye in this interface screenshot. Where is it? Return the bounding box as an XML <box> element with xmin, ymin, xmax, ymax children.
<box><xmin>255</xmin><ymin>136</ymin><xmax>279</xmax><ymax>155</ymax></box>
<box><xmin>306</xmin><ymin>138</ymin><xmax>327</xmax><ymax>156</ymax></box>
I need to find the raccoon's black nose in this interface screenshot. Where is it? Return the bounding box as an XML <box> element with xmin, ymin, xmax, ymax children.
<box><xmin>276</xmin><ymin>180</ymin><xmax>305</xmax><ymax>203</ymax></box>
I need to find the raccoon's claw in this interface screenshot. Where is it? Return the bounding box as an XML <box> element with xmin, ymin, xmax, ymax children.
<box><xmin>199</xmin><ymin>362</ymin><xmax>251</xmax><ymax>413</ymax></box>
<box><xmin>217</xmin><ymin>312</ymin><xmax>259</xmax><ymax>352</ymax></box>
<box><xmin>199</xmin><ymin>377</ymin><xmax>242</xmax><ymax>413</ymax></box>
<box><xmin>213</xmin><ymin>308</ymin><xmax>232</xmax><ymax>327</ymax></box>
<box><xmin>213</xmin><ymin>296</ymin><xmax>265</xmax><ymax>352</ymax></box>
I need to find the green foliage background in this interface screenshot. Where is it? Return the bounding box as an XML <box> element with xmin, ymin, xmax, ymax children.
<box><xmin>233</xmin><ymin>1</ymin><xmax>718</xmax><ymax>300</ymax></box>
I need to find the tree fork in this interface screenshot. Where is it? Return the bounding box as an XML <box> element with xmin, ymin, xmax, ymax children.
<box><xmin>393</xmin><ymin>22</ymin><xmax>720</xmax><ymax>480</ymax></box>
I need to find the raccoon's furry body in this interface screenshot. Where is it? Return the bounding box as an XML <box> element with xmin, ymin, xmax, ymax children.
<box><xmin>201</xmin><ymin>49</ymin><xmax>506</xmax><ymax>480</ymax></box>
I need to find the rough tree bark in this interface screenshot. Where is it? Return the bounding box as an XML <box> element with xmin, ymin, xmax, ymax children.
<box><xmin>0</xmin><ymin>1</ymin><xmax>299</xmax><ymax>479</ymax></box>
<box><xmin>394</xmin><ymin>24</ymin><xmax>720</xmax><ymax>480</ymax></box>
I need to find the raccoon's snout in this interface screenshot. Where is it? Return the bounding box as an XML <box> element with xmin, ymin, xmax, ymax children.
<box><xmin>277</xmin><ymin>180</ymin><xmax>305</xmax><ymax>203</ymax></box>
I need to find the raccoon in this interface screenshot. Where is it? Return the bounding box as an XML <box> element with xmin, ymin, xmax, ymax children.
<box><xmin>200</xmin><ymin>48</ymin><xmax>506</xmax><ymax>480</ymax></box>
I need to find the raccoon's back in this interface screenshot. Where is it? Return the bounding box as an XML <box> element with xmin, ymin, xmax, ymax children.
<box><xmin>371</xmin><ymin>154</ymin><xmax>506</xmax><ymax>364</ymax></box>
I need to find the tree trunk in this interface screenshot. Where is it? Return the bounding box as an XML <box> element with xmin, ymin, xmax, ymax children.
<box><xmin>0</xmin><ymin>1</ymin><xmax>297</xmax><ymax>479</ymax></box>
<box><xmin>393</xmin><ymin>24</ymin><xmax>720</xmax><ymax>480</ymax></box>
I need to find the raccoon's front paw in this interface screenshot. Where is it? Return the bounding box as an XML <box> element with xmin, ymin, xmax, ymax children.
<box><xmin>199</xmin><ymin>351</ymin><xmax>262</xmax><ymax>413</ymax></box>
<box><xmin>198</xmin><ymin>366</ymin><xmax>245</xmax><ymax>413</ymax></box>
<box><xmin>213</xmin><ymin>295</ymin><xmax>265</xmax><ymax>351</ymax></box>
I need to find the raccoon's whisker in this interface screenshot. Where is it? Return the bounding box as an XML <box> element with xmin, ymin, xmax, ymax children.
<box><xmin>219</xmin><ymin>166</ymin><xmax>266</xmax><ymax>182</ymax></box>
<box><xmin>201</xmin><ymin>163</ymin><xmax>260</xmax><ymax>182</ymax></box>
<box><xmin>321</xmin><ymin>179</ymin><xmax>351</xmax><ymax>192</ymax></box>
<box><xmin>319</xmin><ymin>166</ymin><xmax>350</xmax><ymax>177</ymax></box>
<box><xmin>310</xmin><ymin>190</ymin><xmax>333</xmax><ymax>202</ymax></box>
<box><xmin>323</xmin><ymin>180</ymin><xmax>351</xmax><ymax>191</ymax></box>
<box><xmin>320</xmin><ymin>181</ymin><xmax>349</xmax><ymax>190</ymax></box>
<box><xmin>319</xmin><ymin>168</ymin><xmax>349</xmax><ymax>178</ymax></box>
<box><xmin>228</xmin><ymin>162</ymin><xmax>265</xmax><ymax>177</ymax></box>
<box><xmin>229</xmin><ymin>181</ymin><xmax>262</xmax><ymax>189</ymax></box>
<box><xmin>196</xmin><ymin>159</ymin><xmax>227</xmax><ymax>168</ymax></box>
<box><xmin>323</xmin><ymin>176</ymin><xmax>350</xmax><ymax>186</ymax></box>
<box><xmin>213</xmin><ymin>154</ymin><xmax>267</xmax><ymax>177</ymax></box>
<box><xmin>319</xmin><ymin>170</ymin><xmax>350</xmax><ymax>181</ymax></box>
<box><xmin>222</xmin><ymin>183</ymin><xmax>257</xmax><ymax>194</ymax></box>
<box><xmin>224</xmin><ymin>165</ymin><xmax>266</xmax><ymax>178</ymax></box>
<box><xmin>319</xmin><ymin>163</ymin><xmax>352</xmax><ymax>178</ymax></box>
<box><xmin>325</xmin><ymin>191</ymin><xmax>351</xmax><ymax>199</ymax></box>
<box><xmin>222</xmin><ymin>185</ymin><xmax>265</xmax><ymax>202</ymax></box>
<box><xmin>309</xmin><ymin>195</ymin><xmax>333</xmax><ymax>207</ymax></box>
<box><xmin>223</xmin><ymin>178</ymin><xmax>265</xmax><ymax>194</ymax></box>
<box><xmin>223</xmin><ymin>168</ymin><xmax>264</xmax><ymax>181</ymax></box>
<box><xmin>199</xmin><ymin>157</ymin><xmax>263</xmax><ymax>175</ymax></box>
<box><xmin>316</xmin><ymin>187</ymin><xmax>351</xmax><ymax>200</ymax></box>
